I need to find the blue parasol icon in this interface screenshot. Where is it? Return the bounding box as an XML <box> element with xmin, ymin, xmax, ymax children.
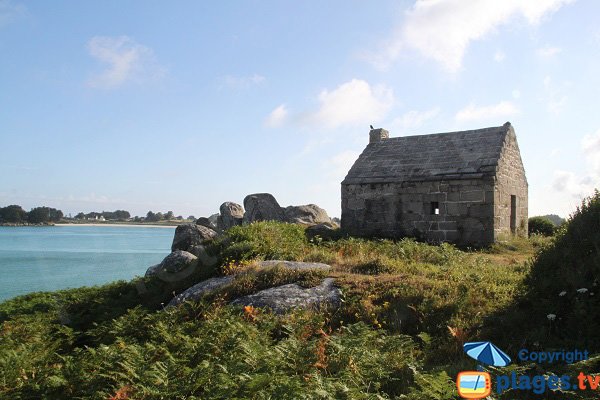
<box><xmin>463</xmin><ymin>341</ymin><xmax>511</xmax><ymax>367</ymax></box>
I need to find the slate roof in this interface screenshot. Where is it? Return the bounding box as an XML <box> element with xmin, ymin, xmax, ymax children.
<box><xmin>342</xmin><ymin>123</ymin><xmax>512</xmax><ymax>184</ymax></box>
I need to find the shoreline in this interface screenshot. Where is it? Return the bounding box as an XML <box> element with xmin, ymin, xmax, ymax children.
<box><xmin>54</xmin><ymin>223</ymin><xmax>177</xmax><ymax>229</ymax></box>
<box><xmin>0</xmin><ymin>222</ymin><xmax>55</xmax><ymax>227</ymax></box>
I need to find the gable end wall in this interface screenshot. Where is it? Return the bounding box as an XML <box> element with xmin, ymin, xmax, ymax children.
<box><xmin>493</xmin><ymin>129</ymin><xmax>528</xmax><ymax>239</ymax></box>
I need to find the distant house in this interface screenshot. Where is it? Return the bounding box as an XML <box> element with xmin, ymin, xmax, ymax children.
<box><xmin>341</xmin><ymin>122</ymin><xmax>528</xmax><ymax>246</ymax></box>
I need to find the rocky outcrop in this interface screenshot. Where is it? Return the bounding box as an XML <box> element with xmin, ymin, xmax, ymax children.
<box><xmin>305</xmin><ymin>222</ymin><xmax>339</xmax><ymax>241</ymax></box>
<box><xmin>151</xmin><ymin>194</ymin><xmax>343</xmax><ymax>311</ymax></box>
<box><xmin>208</xmin><ymin>213</ymin><xmax>219</xmax><ymax>227</ymax></box>
<box><xmin>144</xmin><ymin>263</ymin><xmax>161</xmax><ymax>277</ymax></box>
<box><xmin>195</xmin><ymin>217</ymin><xmax>216</xmax><ymax>230</ymax></box>
<box><xmin>187</xmin><ymin>244</ymin><xmax>218</xmax><ymax>269</ymax></box>
<box><xmin>160</xmin><ymin>250</ymin><xmax>197</xmax><ymax>273</ymax></box>
<box><xmin>145</xmin><ymin>250</ymin><xmax>199</xmax><ymax>282</ymax></box>
<box><xmin>165</xmin><ymin>260</ymin><xmax>334</xmax><ymax>308</ymax></box>
<box><xmin>167</xmin><ymin>276</ymin><xmax>235</xmax><ymax>307</ymax></box>
<box><xmin>243</xmin><ymin>193</ymin><xmax>285</xmax><ymax>224</ymax></box>
<box><xmin>217</xmin><ymin>202</ymin><xmax>244</xmax><ymax>231</ymax></box>
<box><xmin>171</xmin><ymin>223</ymin><xmax>218</xmax><ymax>252</ymax></box>
<box><xmin>231</xmin><ymin>278</ymin><xmax>341</xmax><ymax>314</ymax></box>
<box><xmin>253</xmin><ymin>260</ymin><xmax>332</xmax><ymax>272</ymax></box>
<box><xmin>284</xmin><ymin>204</ymin><xmax>331</xmax><ymax>225</ymax></box>
<box><xmin>0</xmin><ymin>222</ymin><xmax>55</xmax><ymax>227</ymax></box>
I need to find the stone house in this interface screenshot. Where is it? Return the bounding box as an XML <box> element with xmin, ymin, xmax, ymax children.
<box><xmin>341</xmin><ymin>122</ymin><xmax>528</xmax><ymax>246</ymax></box>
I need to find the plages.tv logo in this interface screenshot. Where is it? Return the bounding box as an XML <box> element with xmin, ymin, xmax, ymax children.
<box><xmin>457</xmin><ymin>341</ymin><xmax>511</xmax><ymax>399</ymax></box>
<box><xmin>457</xmin><ymin>341</ymin><xmax>594</xmax><ymax>397</ymax></box>
<box><xmin>456</xmin><ymin>371</ymin><xmax>492</xmax><ymax>399</ymax></box>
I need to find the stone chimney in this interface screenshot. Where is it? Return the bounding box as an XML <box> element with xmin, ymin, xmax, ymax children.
<box><xmin>369</xmin><ymin>128</ymin><xmax>389</xmax><ymax>143</ymax></box>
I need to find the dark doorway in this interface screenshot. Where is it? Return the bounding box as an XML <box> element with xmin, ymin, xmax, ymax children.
<box><xmin>510</xmin><ymin>195</ymin><xmax>517</xmax><ymax>234</ymax></box>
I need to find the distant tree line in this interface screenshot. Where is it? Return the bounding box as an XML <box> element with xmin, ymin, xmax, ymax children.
<box><xmin>142</xmin><ymin>211</ymin><xmax>184</xmax><ymax>222</ymax></box>
<box><xmin>1</xmin><ymin>204</ymin><xmax>193</xmax><ymax>224</ymax></box>
<box><xmin>528</xmin><ymin>214</ymin><xmax>565</xmax><ymax>236</ymax></box>
<box><xmin>74</xmin><ymin>210</ymin><xmax>131</xmax><ymax>221</ymax></box>
<box><xmin>0</xmin><ymin>205</ymin><xmax>63</xmax><ymax>224</ymax></box>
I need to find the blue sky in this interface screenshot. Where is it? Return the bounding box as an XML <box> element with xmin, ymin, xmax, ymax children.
<box><xmin>1</xmin><ymin>0</ymin><xmax>599</xmax><ymax>218</ymax></box>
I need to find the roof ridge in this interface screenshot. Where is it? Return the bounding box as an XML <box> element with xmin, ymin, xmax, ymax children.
<box><xmin>381</xmin><ymin>124</ymin><xmax>509</xmax><ymax>142</ymax></box>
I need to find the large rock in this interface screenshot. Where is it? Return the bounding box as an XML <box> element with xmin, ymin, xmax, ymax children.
<box><xmin>160</xmin><ymin>250</ymin><xmax>198</xmax><ymax>273</ymax></box>
<box><xmin>231</xmin><ymin>278</ymin><xmax>341</xmax><ymax>314</ymax></box>
<box><xmin>167</xmin><ymin>276</ymin><xmax>235</xmax><ymax>307</ymax></box>
<box><xmin>187</xmin><ymin>244</ymin><xmax>218</xmax><ymax>269</ymax></box>
<box><xmin>195</xmin><ymin>217</ymin><xmax>216</xmax><ymax>230</ymax></box>
<box><xmin>144</xmin><ymin>263</ymin><xmax>161</xmax><ymax>277</ymax></box>
<box><xmin>208</xmin><ymin>213</ymin><xmax>219</xmax><ymax>227</ymax></box>
<box><xmin>243</xmin><ymin>193</ymin><xmax>285</xmax><ymax>224</ymax></box>
<box><xmin>253</xmin><ymin>260</ymin><xmax>332</xmax><ymax>272</ymax></box>
<box><xmin>217</xmin><ymin>202</ymin><xmax>244</xmax><ymax>231</ymax></box>
<box><xmin>172</xmin><ymin>223</ymin><xmax>218</xmax><ymax>252</ymax></box>
<box><xmin>284</xmin><ymin>204</ymin><xmax>331</xmax><ymax>225</ymax></box>
<box><xmin>305</xmin><ymin>222</ymin><xmax>339</xmax><ymax>241</ymax></box>
<box><xmin>145</xmin><ymin>250</ymin><xmax>199</xmax><ymax>282</ymax></box>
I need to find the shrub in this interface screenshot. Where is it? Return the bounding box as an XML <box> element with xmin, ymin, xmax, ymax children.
<box><xmin>492</xmin><ymin>190</ymin><xmax>600</xmax><ymax>351</ymax></box>
<box><xmin>0</xmin><ymin>295</ymin><xmax>459</xmax><ymax>399</ymax></box>
<box><xmin>216</xmin><ymin>221</ymin><xmax>308</xmax><ymax>263</ymax></box>
<box><xmin>529</xmin><ymin>190</ymin><xmax>600</xmax><ymax>295</ymax></box>
<box><xmin>528</xmin><ymin>216</ymin><xmax>556</xmax><ymax>236</ymax></box>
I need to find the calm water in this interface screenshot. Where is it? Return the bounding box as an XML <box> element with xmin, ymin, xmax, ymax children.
<box><xmin>0</xmin><ymin>225</ymin><xmax>175</xmax><ymax>301</ymax></box>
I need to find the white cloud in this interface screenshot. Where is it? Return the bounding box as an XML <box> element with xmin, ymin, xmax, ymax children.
<box><xmin>455</xmin><ymin>101</ymin><xmax>519</xmax><ymax>122</ymax></box>
<box><xmin>221</xmin><ymin>74</ymin><xmax>265</xmax><ymax>89</ymax></box>
<box><xmin>368</xmin><ymin>0</ymin><xmax>573</xmax><ymax>72</ymax></box>
<box><xmin>86</xmin><ymin>36</ymin><xmax>164</xmax><ymax>89</ymax></box>
<box><xmin>267</xmin><ymin>79</ymin><xmax>393</xmax><ymax>130</ymax></box>
<box><xmin>494</xmin><ymin>50</ymin><xmax>506</xmax><ymax>62</ymax></box>
<box><xmin>389</xmin><ymin>107</ymin><xmax>440</xmax><ymax>131</ymax></box>
<box><xmin>552</xmin><ymin>130</ymin><xmax>600</xmax><ymax>200</ymax></box>
<box><xmin>264</xmin><ymin>104</ymin><xmax>288</xmax><ymax>128</ymax></box>
<box><xmin>537</xmin><ymin>45</ymin><xmax>562</xmax><ymax>57</ymax></box>
<box><xmin>512</xmin><ymin>89</ymin><xmax>521</xmax><ymax>99</ymax></box>
<box><xmin>552</xmin><ymin>170</ymin><xmax>596</xmax><ymax>199</ymax></box>
<box><xmin>307</xmin><ymin>79</ymin><xmax>394</xmax><ymax>129</ymax></box>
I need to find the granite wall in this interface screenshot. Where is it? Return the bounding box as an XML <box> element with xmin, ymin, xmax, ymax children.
<box><xmin>493</xmin><ymin>128</ymin><xmax>528</xmax><ymax>239</ymax></box>
<box><xmin>341</xmin><ymin>177</ymin><xmax>496</xmax><ymax>246</ymax></box>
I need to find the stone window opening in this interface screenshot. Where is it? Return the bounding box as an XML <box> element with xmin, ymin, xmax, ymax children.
<box><xmin>431</xmin><ymin>202</ymin><xmax>440</xmax><ymax>215</ymax></box>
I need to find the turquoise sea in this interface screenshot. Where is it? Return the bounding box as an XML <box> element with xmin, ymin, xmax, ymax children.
<box><xmin>0</xmin><ymin>225</ymin><xmax>175</xmax><ymax>302</ymax></box>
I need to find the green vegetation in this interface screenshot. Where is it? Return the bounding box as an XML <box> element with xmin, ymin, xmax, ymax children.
<box><xmin>0</xmin><ymin>204</ymin><xmax>63</xmax><ymax>224</ymax></box>
<box><xmin>496</xmin><ymin>190</ymin><xmax>600</xmax><ymax>352</ymax></box>
<box><xmin>528</xmin><ymin>216</ymin><xmax>557</xmax><ymax>236</ymax></box>
<box><xmin>540</xmin><ymin>213</ymin><xmax>566</xmax><ymax>227</ymax></box>
<box><xmin>144</xmin><ymin>210</ymin><xmax>180</xmax><ymax>222</ymax></box>
<box><xmin>0</xmin><ymin>205</ymin><xmax>189</xmax><ymax>224</ymax></box>
<box><xmin>75</xmin><ymin>210</ymin><xmax>131</xmax><ymax>221</ymax></box>
<box><xmin>2</xmin><ymin>191</ymin><xmax>600</xmax><ymax>398</ymax></box>
<box><xmin>0</xmin><ymin>205</ymin><xmax>27</xmax><ymax>223</ymax></box>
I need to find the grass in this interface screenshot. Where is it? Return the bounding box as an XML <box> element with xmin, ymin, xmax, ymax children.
<box><xmin>1</xmin><ymin>190</ymin><xmax>599</xmax><ymax>399</ymax></box>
